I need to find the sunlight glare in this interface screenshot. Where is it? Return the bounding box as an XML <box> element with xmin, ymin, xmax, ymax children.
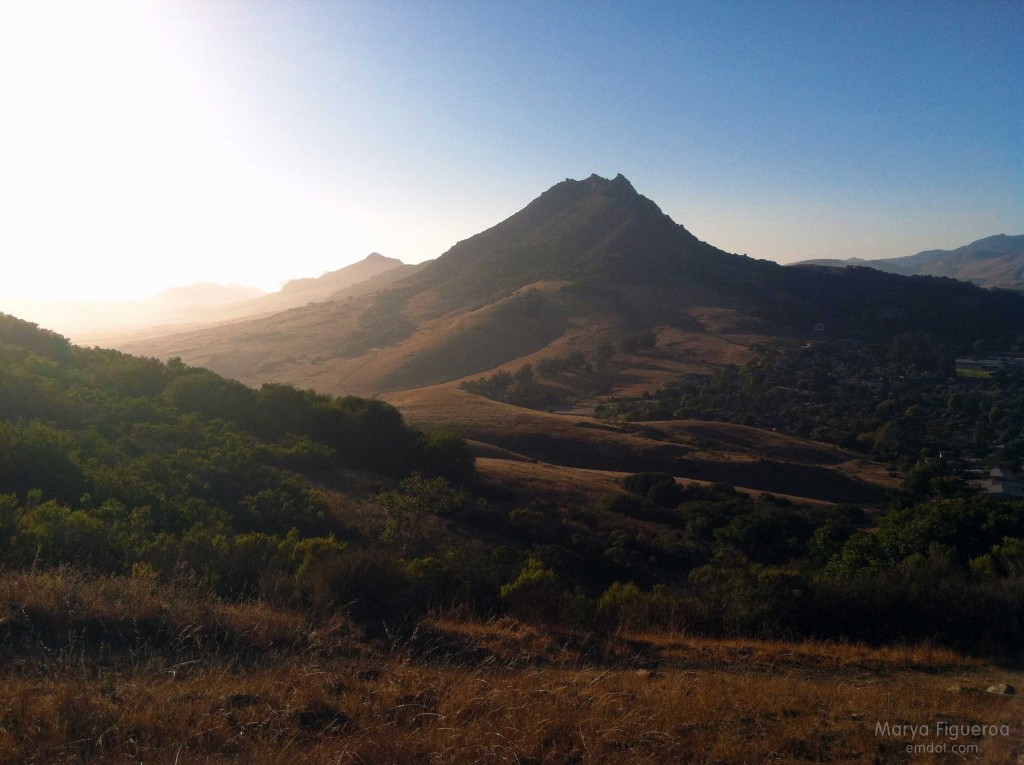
<box><xmin>0</xmin><ymin>1</ymin><xmax>365</xmax><ymax>301</ymax></box>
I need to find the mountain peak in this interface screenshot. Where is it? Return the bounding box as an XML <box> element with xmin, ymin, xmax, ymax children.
<box><xmin>557</xmin><ymin>173</ymin><xmax>638</xmax><ymax>195</ymax></box>
<box><xmin>529</xmin><ymin>174</ymin><xmax>652</xmax><ymax>219</ymax></box>
<box><xmin>405</xmin><ymin>173</ymin><xmax>717</xmax><ymax>310</ymax></box>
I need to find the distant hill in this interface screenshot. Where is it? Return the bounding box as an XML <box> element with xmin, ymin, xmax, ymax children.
<box><xmin>790</xmin><ymin>234</ymin><xmax>1024</xmax><ymax>290</ymax></box>
<box><xmin>274</xmin><ymin>253</ymin><xmax>406</xmax><ymax>303</ymax></box>
<box><xmin>119</xmin><ymin>175</ymin><xmax>1024</xmax><ymax>396</ymax></box>
<box><xmin>1</xmin><ymin>253</ymin><xmax>417</xmax><ymax>346</ymax></box>
<box><xmin>151</xmin><ymin>282</ymin><xmax>268</xmax><ymax>306</ymax></box>
<box><xmin>251</xmin><ymin>252</ymin><xmax>421</xmax><ymax>313</ymax></box>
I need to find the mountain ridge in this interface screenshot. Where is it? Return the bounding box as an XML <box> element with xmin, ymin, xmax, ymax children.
<box><xmin>790</xmin><ymin>234</ymin><xmax>1024</xmax><ymax>290</ymax></box>
<box><xmin>271</xmin><ymin>252</ymin><xmax>410</xmax><ymax>305</ymax></box>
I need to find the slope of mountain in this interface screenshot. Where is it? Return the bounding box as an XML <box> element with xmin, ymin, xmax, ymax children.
<box><xmin>0</xmin><ymin>308</ymin><xmax>465</xmax><ymax>562</ymax></box>
<box><xmin>790</xmin><ymin>234</ymin><xmax>1024</xmax><ymax>290</ymax></box>
<box><xmin>120</xmin><ymin>175</ymin><xmax>1024</xmax><ymax>398</ymax></box>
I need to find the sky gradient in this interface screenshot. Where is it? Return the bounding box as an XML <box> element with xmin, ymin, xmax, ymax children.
<box><xmin>1</xmin><ymin>0</ymin><xmax>1021</xmax><ymax>301</ymax></box>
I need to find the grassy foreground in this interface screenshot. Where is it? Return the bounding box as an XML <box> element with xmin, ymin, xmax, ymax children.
<box><xmin>0</xmin><ymin>569</ymin><xmax>1021</xmax><ymax>764</ymax></box>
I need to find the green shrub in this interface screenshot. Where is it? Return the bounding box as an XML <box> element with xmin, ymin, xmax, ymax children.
<box><xmin>500</xmin><ymin>558</ymin><xmax>568</xmax><ymax>624</ymax></box>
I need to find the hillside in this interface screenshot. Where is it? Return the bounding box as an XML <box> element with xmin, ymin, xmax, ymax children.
<box><xmin>385</xmin><ymin>385</ymin><xmax>894</xmax><ymax>506</ymax></box>
<box><xmin>0</xmin><ymin>310</ymin><xmax>484</xmax><ymax>584</ymax></box>
<box><xmin>791</xmin><ymin>234</ymin><xmax>1024</xmax><ymax>290</ymax></box>
<box><xmin>118</xmin><ymin>176</ymin><xmax>1024</xmax><ymax>397</ymax></box>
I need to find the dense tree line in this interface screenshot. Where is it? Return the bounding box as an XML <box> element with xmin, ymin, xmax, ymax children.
<box><xmin>497</xmin><ymin>473</ymin><xmax>1024</xmax><ymax>652</ymax></box>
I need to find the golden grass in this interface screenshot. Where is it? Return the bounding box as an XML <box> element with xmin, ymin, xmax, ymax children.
<box><xmin>387</xmin><ymin>386</ymin><xmax>892</xmax><ymax>506</ymax></box>
<box><xmin>422</xmin><ymin>617</ymin><xmax>977</xmax><ymax>674</ymax></box>
<box><xmin>0</xmin><ymin>567</ymin><xmax>359</xmax><ymax>662</ymax></box>
<box><xmin>475</xmin><ymin>455</ymin><xmax>872</xmax><ymax>512</ymax></box>
<box><xmin>2</xmin><ymin>648</ymin><xmax>1019</xmax><ymax>764</ymax></box>
<box><xmin>2</xmin><ymin>571</ymin><xmax>1021</xmax><ymax>764</ymax></box>
<box><xmin>475</xmin><ymin>457</ymin><xmax>632</xmax><ymax>508</ymax></box>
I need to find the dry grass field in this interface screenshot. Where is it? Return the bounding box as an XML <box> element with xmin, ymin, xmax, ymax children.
<box><xmin>1</xmin><ymin>569</ymin><xmax>1021</xmax><ymax>764</ymax></box>
<box><xmin>385</xmin><ymin>386</ymin><xmax>896</xmax><ymax>506</ymax></box>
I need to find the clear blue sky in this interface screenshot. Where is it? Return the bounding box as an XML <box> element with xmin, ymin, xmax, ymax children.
<box><xmin>1</xmin><ymin>0</ymin><xmax>1021</xmax><ymax>300</ymax></box>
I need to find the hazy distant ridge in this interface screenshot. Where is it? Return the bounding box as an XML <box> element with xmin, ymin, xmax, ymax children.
<box><xmin>267</xmin><ymin>253</ymin><xmax>411</xmax><ymax>306</ymax></box>
<box><xmin>790</xmin><ymin>234</ymin><xmax>1024</xmax><ymax>290</ymax></box>
<box><xmin>151</xmin><ymin>283</ymin><xmax>268</xmax><ymax>306</ymax></box>
<box><xmin>0</xmin><ymin>252</ymin><xmax>415</xmax><ymax>345</ymax></box>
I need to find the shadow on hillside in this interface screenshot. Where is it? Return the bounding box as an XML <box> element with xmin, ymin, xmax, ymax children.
<box><xmin>480</xmin><ymin>430</ymin><xmax>886</xmax><ymax>505</ymax></box>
